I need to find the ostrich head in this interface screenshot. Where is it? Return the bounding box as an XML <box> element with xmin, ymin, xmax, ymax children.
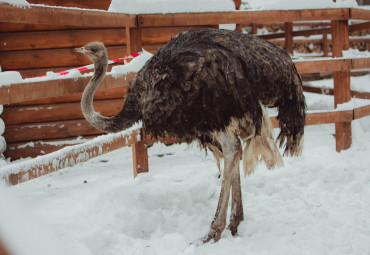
<box><xmin>75</xmin><ymin>41</ymin><xmax>107</xmax><ymax>63</ymax></box>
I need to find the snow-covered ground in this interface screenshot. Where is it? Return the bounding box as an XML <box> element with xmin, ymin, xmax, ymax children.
<box><xmin>0</xmin><ymin>77</ymin><xmax>370</xmax><ymax>255</ymax></box>
<box><xmin>0</xmin><ymin>1</ymin><xmax>369</xmax><ymax>254</ymax></box>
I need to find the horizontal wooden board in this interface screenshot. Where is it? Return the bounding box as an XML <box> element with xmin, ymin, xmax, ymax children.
<box><xmin>0</xmin><ymin>3</ymin><xmax>137</xmax><ymax>27</ymax></box>
<box><xmin>137</xmin><ymin>9</ymin><xmax>350</xmax><ymax>27</ymax></box>
<box><xmin>0</xmin><ymin>44</ymin><xmax>161</xmax><ymax>71</ymax></box>
<box><xmin>0</xmin><ymin>26</ymin><xmax>206</xmax><ymax>51</ymax></box>
<box><xmin>354</xmin><ymin>104</ymin><xmax>370</xmax><ymax>119</ymax></box>
<box><xmin>11</xmin><ymin>87</ymin><xmax>125</xmax><ymax>105</ymax></box>
<box><xmin>2</xmin><ymin>99</ymin><xmax>124</xmax><ymax>125</ymax></box>
<box><xmin>3</xmin><ymin>130</ymin><xmax>140</xmax><ymax>185</ymax></box>
<box><xmin>350</xmin><ymin>8</ymin><xmax>370</xmax><ymax>21</ymax></box>
<box><xmin>4</xmin><ymin>135</ymin><xmax>97</xmax><ymax>160</ymax></box>
<box><xmin>3</xmin><ymin>119</ymin><xmax>104</xmax><ymax>143</ymax></box>
<box><xmin>305</xmin><ymin>110</ymin><xmax>353</xmax><ymax>125</ymax></box>
<box><xmin>0</xmin><ymin>45</ymin><xmax>126</xmax><ymax>70</ymax></box>
<box><xmin>27</xmin><ymin>0</ymin><xmax>110</xmax><ymax>10</ymax></box>
<box><xmin>295</xmin><ymin>59</ymin><xmax>352</xmax><ymax>74</ymax></box>
<box><xmin>0</xmin><ymin>73</ymin><xmax>135</xmax><ymax>105</ymax></box>
<box><xmin>0</xmin><ymin>29</ymin><xmax>126</xmax><ymax>51</ymax></box>
<box><xmin>0</xmin><ymin>22</ymin><xmax>108</xmax><ymax>32</ymax></box>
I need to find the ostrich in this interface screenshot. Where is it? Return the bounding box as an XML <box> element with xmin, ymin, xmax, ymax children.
<box><xmin>75</xmin><ymin>28</ymin><xmax>305</xmax><ymax>243</ymax></box>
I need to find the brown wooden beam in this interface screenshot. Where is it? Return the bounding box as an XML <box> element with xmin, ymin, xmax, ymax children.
<box><xmin>331</xmin><ymin>19</ymin><xmax>352</xmax><ymax>152</ymax></box>
<box><xmin>0</xmin><ymin>46</ymin><xmax>127</xmax><ymax>70</ymax></box>
<box><xmin>284</xmin><ymin>22</ymin><xmax>293</xmax><ymax>54</ymax></box>
<box><xmin>0</xmin><ymin>3</ymin><xmax>137</xmax><ymax>27</ymax></box>
<box><xmin>132</xmin><ymin>140</ymin><xmax>149</xmax><ymax>178</ymax></box>
<box><xmin>27</xmin><ymin>0</ymin><xmax>111</xmax><ymax>10</ymax></box>
<box><xmin>350</xmin><ymin>8</ymin><xmax>370</xmax><ymax>21</ymax></box>
<box><xmin>3</xmin><ymin>119</ymin><xmax>104</xmax><ymax>143</ymax></box>
<box><xmin>2</xmin><ymin>99</ymin><xmax>124</xmax><ymax>125</ymax></box>
<box><xmin>354</xmin><ymin>105</ymin><xmax>370</xmax><ymax>120</ymax></box>
<box><xmin>126</xmin><ymin>27</ymin><xmax>143</xmax><ymax>55</ymax></box>
<box><xmin>0</xmin><ymin>73</ymin><xmax>135</xmax><ymax>105</ymax></box>
<box><xmin>137</xmin><ymin>9</ymin><xmax>350</xmax><ymax>27</ymax></box>
<box><xmin>2</xmin><ymin>130</ymin><xmax>140</xmax><ymax>185</ymax></box>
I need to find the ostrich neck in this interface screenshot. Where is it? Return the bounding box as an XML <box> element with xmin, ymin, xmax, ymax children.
<box><xmin>81</xmin><ymin>55</ymin><xmax>112</xmax><ymax>132</ymax></box>
<box><xmin>81</xmin><ymin>53</ymin><xmax>140</xmax><ymax>133</ymax></box>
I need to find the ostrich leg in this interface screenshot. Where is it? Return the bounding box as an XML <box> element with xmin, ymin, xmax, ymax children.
<box><xmin>203</xmin><ymin>133</ymin><xmax>242</xmax><ymax>243</ymax></box>
<box><xmin>228</xmin><ymin>164</ymin><xmax>244</xmax><ymax>236</ymax></box>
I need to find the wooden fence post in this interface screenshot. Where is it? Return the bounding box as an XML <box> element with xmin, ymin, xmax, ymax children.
<box><xmin>126</xmin><ymin>26</ymin><xmax>142</xmax><ymax>55</ymax></box>
<box><xmin>331</xmin><ymin>20</ymin><xmax>351</xmax><ymax>151</ymax></box>
<box><xmin>132</xmin><ymin>129</ymin><xmax>149</xmax><ymax>178</ymax></box>
<box><xmin>284</xmin><ymin>22</ymin><xmax>293</xmax><ymax>55</ymax></box>
<box><xmin>322</xmin><ymin>31</ymin><xmax>329</xmax><ymax>57</ymax></box>
<box><xmin>251</xmin><ymin>23</ymin><xmax>258</xmax><ymax>34</ymax></box>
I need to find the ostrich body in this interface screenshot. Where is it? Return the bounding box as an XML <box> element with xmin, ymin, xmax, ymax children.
<box><xmin>76</xmin><ymin>28</ymin><xmax>305</xmax><ymax>243</ymax></box>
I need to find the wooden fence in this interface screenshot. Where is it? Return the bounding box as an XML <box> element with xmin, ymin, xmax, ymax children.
<box><xmin>0</xmin><ymin>3</ymin><xmax>370</xmax><ymax>185</ymax></box>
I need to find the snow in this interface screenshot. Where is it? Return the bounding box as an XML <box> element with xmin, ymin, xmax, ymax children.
<box><xmin>0</xmin><ymin>115</ymin><xmax>370</xmax><ymax>255</ymax></box>
<box><xmin>0</xmin><ymin>50</ymin><xmax>153</xmax><ymax>88</ymax></box>
<box><xmin>111</xmin><ymin>50</ymin><xmax>153</xmax><ymax>76</ymax></box>
<box><xmin>243</xmin><ymin>0</ymin><xmax>358</xmax><ymax>10</ymax></box>
<box><xmin>108</xmin><ymin>0</ymin><xmax>236</xmax><ymax>14</ymax></box>
<box><xmin>306</xmin><ymin>74</ymin><xmax>370</xmax><ymax>93</ymax></box>
<box><xmin>0</xmin><ymin>73</ymin><xmax>369</xmax><ymax>254</ymax></box>
<box><xmin>0</xmin><ymin>71</ymin><xmax>23</xmax><ymax>87</ymax></box>
<box><xmin>0</xmin><ymin>0</ymin><xmax>29</xmax><ymax>8</ymax></box>
<box><xmin>0</xmin><ymin>122</ymin><xmax>142</xmax><ymax>178</ymax></box>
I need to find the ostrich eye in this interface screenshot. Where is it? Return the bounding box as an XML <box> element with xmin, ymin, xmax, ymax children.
<box><xmin>89</xmin><ymin>47</ymin><xmax>98</xmax><ymax>53</ymax></box>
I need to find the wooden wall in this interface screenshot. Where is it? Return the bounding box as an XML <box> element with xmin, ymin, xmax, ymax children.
<box><xmin>0</xmin><ymin>2</ymin><xmax>214</xmax><ymax>160</ymax></box>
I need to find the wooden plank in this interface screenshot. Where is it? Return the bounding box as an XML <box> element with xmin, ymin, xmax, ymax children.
<box><xmin>294</xmin><ymin>59</ymin><xmax>352</xmax><ymax>74</ymax></box>
<box><xmin>331</xmin><ymin>19</ymin><xmax>352</xmax><ymax>152</ymax></box>
<box><xmin>353</xmin><ymin>104</ymin><xmax>370</xmax><ymax>119</ymax></box>
<box><xmin>2</xmin><ymin>130</ymin><xmax>140</xmax><ymax>185</ymax></box>
<box><xmin>3</xmin><ymin>119</ymin><xmax>104</xmax><ymax>143</ymax></box>
<box><xmin>322</xmin><ymin>32</ymin><xmax>329</xmax><ymax>57</ymax></box>
<box><xmin>0</xmin><ymin>22</ymin><xmax>110</xmax><ymax>32</ymax></box>
<box><xmin>10</xmin><ymin>87</ymin><xmax>125</xmax><ymax>105</ymax></box>
<box><xmin>0</xmin><ymin>73</ymin><xmax>135</xmax><ymax>105</ymax></box>
<box><xmin>303</xmin><ymin>85</ymin><xmax>370</xmax><ymax>100</ymax></box>
<box><xmin>284</xmin><ymin>22</ymin><xmax>293</xmax><ymax>54</ymax></box>
<box><xmin>4</xmin><ymin>136</ymin><xmax>95</xmax><ymax>160</ymax></box>
<box><xmin>350</xmin><ymin>8</ymin><xmax>370</xmax><ymax>21</ymax></box>
<box><xmin>349</xmin><ymin>21</ymin><xmax>370</xmax><ymax>33</ymax></box>
<box><xmin>0</xmin><ymin>45</ymin><xmax>126</xmax><ymax>70</ymax></box>
<box><xmin>305</xmin><ymin>111</ymin><xmax>353</xmax><ymax>125</ymax></box>
<box><xmin>0</xmin><ymin>3</ymin><xmax>137</xmax><ymax>27</ymax></box>
<box><xmin>2</xmin><ymin>98</ymin><xmax>124</xmax><ymax>125</ymax></box>
<box><xmin>137</xmin><ymin>9</ymin><xmax>350</xmax><ymax>27</ymax></box>
<box><xmin>0</xmin><ymin>26</ymin><xmax>203</xmax><ymax>51</ymax></box>
<box><xmin>351</xmin><ymin>58</ymin><xmax>370</xmax><ymax>70</ymax></box>
<box><xmin>126</xmin><ymin>27</ymin><xmax>143</xmax><ymax>55</ymax></box>
<box><xmin>132</xmin><ymin>140</ymin><xmax>149</xmax><ymax>178</ymax></box>
<box><xmin>0</xmin><ymin>29</ymin><xmax>126</xmax><ymax>51</ymax></box>
<box><xmin>258</xmin><ymin>21</ymin><xmax>367</xmax><ymax>41</ymax></box>
<box><xmin>27</xmin><ymin>0</ymin><xmax>111</xmax><ymax>10</ymax></box>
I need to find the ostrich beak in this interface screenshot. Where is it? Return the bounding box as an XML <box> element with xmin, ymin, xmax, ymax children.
<box><xmin>75</xmin><ymin>47</ymin><xmax>87</xmax><ymax>54</ymax></box>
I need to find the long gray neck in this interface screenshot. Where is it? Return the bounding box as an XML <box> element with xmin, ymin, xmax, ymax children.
<box><xmin>81</xmin><ymin>51</ymin><xmax>141</xmax><ymax>133</ymax></box>
<box><xmin>81</xmin><ymin>54</ymin><xmax>116</xmax><ymax>132</ymax></box>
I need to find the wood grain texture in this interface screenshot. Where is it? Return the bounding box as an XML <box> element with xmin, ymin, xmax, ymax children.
<box><xmin>0</xmin><ymin>3</ymin><xmax>136</xmax><ymax>27</ymax></box>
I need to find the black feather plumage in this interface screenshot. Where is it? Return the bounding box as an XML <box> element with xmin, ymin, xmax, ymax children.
<box><xmin>121</xmin><ymin>28</ymin><xmax>305</xmax><ymax>155</ymax></box>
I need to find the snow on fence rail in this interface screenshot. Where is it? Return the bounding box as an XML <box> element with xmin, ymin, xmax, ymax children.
<box><xmin>1</xmin><ymin>105</ymin><xmax>370</xmax><ymax>186</ymax></box>
<box><xmin>0</xmin><ymin>126</ymin><xmax>142</xmax><ymax>185</ymax></box>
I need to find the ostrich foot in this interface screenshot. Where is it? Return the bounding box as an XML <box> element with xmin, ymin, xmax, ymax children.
<box><xmin>228</xmin><ymin>214</ymin><xmax>243</xmax><ymax>236</ymax></box>
<box><xmin>202</xmin><ymin>226</ymin><xmax>224</xmax><ymax>243</ymax></box>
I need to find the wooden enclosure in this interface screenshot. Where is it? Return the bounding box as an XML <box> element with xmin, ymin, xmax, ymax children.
<box><xmin>0</xmin><ymin>2</ymin><xmax>370</xmax><ymax>185</ymax></box>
